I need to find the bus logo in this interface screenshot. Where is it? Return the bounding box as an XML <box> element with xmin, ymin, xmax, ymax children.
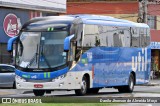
<box><xmin>132</xmin><ymin>48</ymin><xmax>147</xmax><ymax>72</ymax></box>
<box><xmin>31</xmin><ymin>75</ymin><xmax>37</xmax><ymax>79</ymax></box>
<box><xmin>3</xmin><ymin>13</ymin><xmax>22</xmax><ymax>37</ymax></box>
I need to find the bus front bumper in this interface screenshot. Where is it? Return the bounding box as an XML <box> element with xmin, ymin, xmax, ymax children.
<box><xmin>15</xmin><ymin>75</ymin><xmax>80</xmax><ymax>90</ymax></box>
<box><xmin>16</xmin><ymin>81</ymin><xmax>72</xmax><ymax>90</ymax></box>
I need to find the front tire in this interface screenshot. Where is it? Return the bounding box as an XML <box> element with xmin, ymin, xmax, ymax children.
<box><xmin>87</xmin><ymin>88</ymin><xmax>99</xmax><ymax>94</ymax></box>
<box><xmin>75</xmin><ymin>76</ymin><xmax>88</xmax><ymax>96</ymax></box>
<box><xmin>33</xmin><ymin>90</ymin><xmax>45</xmax><ymax>96</ymax></box>
<box><xmin>13</xmin><ymin>82</ymin><xmax>16</xmax><ymax>89</ymax></box>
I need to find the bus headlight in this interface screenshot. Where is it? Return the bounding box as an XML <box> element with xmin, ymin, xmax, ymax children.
<box><xmin>52</xmin><ymin>74</ymin><xmax>66</xmax><ymax>82</ymax></box>
<box><xmin>16</xmin><ymin>75</ymin><xmax>26</xmax><ymax>82</ymax></box>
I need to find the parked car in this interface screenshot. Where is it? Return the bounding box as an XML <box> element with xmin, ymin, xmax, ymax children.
<box><xmin>0</xmin><ymin>64</ymin><xmax>16</xmax><ymax>88</ymax></box>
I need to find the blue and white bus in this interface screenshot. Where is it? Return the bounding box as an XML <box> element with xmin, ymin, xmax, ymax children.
<box><xmin>8</xmin><ymin>15</ymin><xmax>151</xmax><ymax>96</ymax></box>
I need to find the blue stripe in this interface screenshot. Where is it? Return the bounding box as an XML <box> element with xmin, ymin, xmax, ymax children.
<box><xmin>7</xmin><ymin>36</ymin><xmax>18</xmax><ymax>51</ymax></box>
<box><xmin>16</xmin><ymin>67</ymin><xmax>68</xmax><ymax>80</ymax></box>
<box><xmin>64</xmin><ymin>34</ymin><xmax>74</xmax><ymax>51</ymax></box>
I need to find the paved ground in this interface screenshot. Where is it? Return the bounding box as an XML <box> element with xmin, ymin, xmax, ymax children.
<box><xmin>148</xmin><ymin>79</ymin><xmax>160</xmax><ymax>86</ymax></box>
<box><xmin>0</xmin><ymin>82</ymin><xmax>160</xmax><ymax>105</ymax></box>
<box><xmin>0</xmin><ymin>79</ymin><xmax>160</xmax><ymax>96</ymax></box>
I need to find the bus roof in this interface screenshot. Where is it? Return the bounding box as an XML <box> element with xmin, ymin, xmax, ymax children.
<box><xmin>69</xmin><ymin>14</ymin><xmax>149</xmax><ymax>28</ymax></box>
<box><xmin>23</xmin><ymin>15</ymin><xmax>149</xmax><ymax>30</ymax></box>
<box><xmin>22</xmin><ymin>16</ymin><xmax>74</xmax><ymax>30</ymax></box>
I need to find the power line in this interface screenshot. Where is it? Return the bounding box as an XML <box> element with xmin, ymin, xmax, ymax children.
<box><xmin>118</xmin><ymin>15</ymin><xmax>138</xmax><ymax>19</ymax></box>
<box><xmin>67</xmin><ymin>1</ymin><xmax>93</xmax><ymax>7</ymax></box>
<box><xmin>118</xmin><ymin>14</ymin><xmax>160</xmax><ymax>23</ymax></box>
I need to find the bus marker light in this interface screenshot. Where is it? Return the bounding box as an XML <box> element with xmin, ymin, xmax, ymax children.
<box><xmin>34</xmin><ymin>84</ymin><xmax>43</xmax><ymax>88</ymax></box>
<box><xmin>92</xmin><ymin>65</ymin><xmax>94</xmax><ymax>79</ymax></box>
<box><xmin>59</xmin><ymin>83</ymin><xmax>64</xmax><ymax>87</ymax></box>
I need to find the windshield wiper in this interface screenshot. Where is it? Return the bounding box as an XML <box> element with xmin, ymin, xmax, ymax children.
<box><xmin>26</xmin><ymin>44</ymin><xmax>39</xmax><ymax>68</ymax></box>
<box><xmin>40</xmin><ymin>49</ymin><xmax>51</xmax><ymax>69</ymax></box>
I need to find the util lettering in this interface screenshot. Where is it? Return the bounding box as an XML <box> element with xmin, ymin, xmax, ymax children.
<box><xmin>132</xmin><ymin>48</ymin><xmax>147</xmax><ymax>72</ymax></box>
<box><xmin>31</xmin><ymin>75</ymin><xmax>37</xmax><ymax>79</ymax></box>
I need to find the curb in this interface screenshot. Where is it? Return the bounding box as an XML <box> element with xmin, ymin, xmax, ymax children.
<box><xmin>0</xmin><ymin>92</ymin><xmax>16</xmax><ymax>96</ymax></box>
<box><xmin>138</xmin><ymin>83</ymin><xmax>160</xmax><ymax>86</ymax></box>
<box><xmin>146</xmin><ymin>83</ymin><xmax>160</xmax><ymax>86</ymax></box>
<box><xmin>23</xmin><ymin>91</ymin><xmax>33</xmax><ymax>94</ymax></box>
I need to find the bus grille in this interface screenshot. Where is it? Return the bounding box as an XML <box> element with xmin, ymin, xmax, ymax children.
<box><xmin>26</xmin><ymin>79</ymin><xmax>52</xmax><ymax>82</ymax></box>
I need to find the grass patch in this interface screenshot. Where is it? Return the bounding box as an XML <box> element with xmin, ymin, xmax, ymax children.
<box><xmin>0</xmin><ymin>103</ymin><xmax>118</xmax><ymax>106</ymax></box>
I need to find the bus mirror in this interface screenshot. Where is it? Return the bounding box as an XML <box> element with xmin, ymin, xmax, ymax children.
<box><xmin>64</xmin><ymin>34</ymin><xmax>75</xmax><ymax>51</ymax></box>
<box><xmin>7</xmin><ymin>36</ymin><xmax>18</xmax><ymax>52</ymax></box>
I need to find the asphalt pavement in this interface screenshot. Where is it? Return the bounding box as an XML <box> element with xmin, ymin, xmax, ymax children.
<box><xmin>0</xmin><ymin>79</ymin><xmax>159</xmax><ymax>96</ymax></box>
<box><xmin>146</xmin><ymin>79</ymin><xmax>160</xmax><ymax>86</ymax></box>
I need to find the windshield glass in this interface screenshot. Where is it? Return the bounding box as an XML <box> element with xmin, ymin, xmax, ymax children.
<box><xmin>16</xmin><ymin>31</ymin><xmax>68</xmax><ymax>69</ymax></box>
<box><xmin>39</xmin><ymin>31</ymin><xmax>67</xmax><ymax>68</ymax></box>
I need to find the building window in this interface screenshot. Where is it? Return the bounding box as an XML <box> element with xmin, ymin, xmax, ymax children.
<box><xmin>148</xmin><ymin>15</ymin><xmax>156</xmax><ymax>29</ymax></box>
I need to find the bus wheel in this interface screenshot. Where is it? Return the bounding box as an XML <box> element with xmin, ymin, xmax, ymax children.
<box><xmin>13</xmin><ymin>82</ymin><xmax>16</xmax><ymax>89</ymax></box>
<box><xmin>118</xmin><ymin>87</ymin><xmax>125</xmax><ymax>93</ymax></box>
<box><xmin>118</xmin><ymin>74</ymin><xmax>134</xmax><ymax>93</ymax></box>
<box><xmin>33</xmin><ymin>90</ymin><xmax>45</xmax><ymax>96</ymax></box>
<box><xmin>126</xmin><ymin>74</ymin><xmax>134</xmax><ymax>93</ymax></box>
<box><xmin>75</xmin><ymin>76</ymin><xmax>88</xmax><ymax>96</ymax></box>
<box><xmin>87</xmin><ymin>88</ymin><xmax>99</xmax><ymax>94</ymax></box>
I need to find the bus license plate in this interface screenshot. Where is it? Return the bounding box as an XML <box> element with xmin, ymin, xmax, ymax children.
<box><xmin>34</xmin><ymin>84</ymin><xmax>43</xmax><ymax>88</ymax></box>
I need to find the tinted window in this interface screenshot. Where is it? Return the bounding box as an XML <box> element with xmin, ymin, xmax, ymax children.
<box><xmin>83</xmin><ymin>24</ymin><xmax>99</xmax><ymax>47</ymax></box>
<box><xmin>83</xmin><ymin>24</ymin><xmax>150</xmax><ymax>48</ymax></box>
<box><xmin>0</xmin><ymin>66</ymin><xmax>15</xmax><ymax>73</ymax></box>
<box><xmin>140</xmin><ymin>28</ymin><xmax>146</xmax><ymax>47</ymax></box>
<box><xmin>83</xmin><ymin>24</ymin><xmax>131</xmax><ymax>47</ymax></box>
<box><xmin>76</xmin><ymin>24</ymin><xmax>83</xmax><ymax>47</ymax></box>
<box><xmin>131</xmin><ymin>28</ymin><xmax>140</xmax><ymax>47</ymax></box>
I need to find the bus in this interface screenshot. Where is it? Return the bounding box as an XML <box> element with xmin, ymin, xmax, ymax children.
<box><xmin>8</xmin><ymin>15</ymin><xmax>151</xmax><ymax>96</ymax></box>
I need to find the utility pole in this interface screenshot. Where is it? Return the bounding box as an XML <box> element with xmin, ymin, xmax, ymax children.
<box><xmin>143</xmin><ymin>0</ymin><xmax>148</xmax><ymax>23</ymax></box>
<box><xmin>137</xmin><ymin>0</ymin><xmax>148</xmax><ymax>23</ymax></box>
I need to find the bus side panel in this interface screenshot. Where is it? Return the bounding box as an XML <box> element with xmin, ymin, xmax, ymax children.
<box><xmin>135</xmin><ymin>48</ymin><xmax>151</xmax><ymax>84</ymax></box>
<box><xmin>70</xmin><ymin>47</ymin><xmax>151</xmax><ymax>88</ymax></box>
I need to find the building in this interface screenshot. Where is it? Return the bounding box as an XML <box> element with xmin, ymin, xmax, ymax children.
<box><xmin>148</xmin><ymin>0</ymin><xmax>160</xmax><ymax>78</ymax></box>
<box><xmin>67</xmin><ymin>0</ymin><xmax>138</xmax><ymax>22</ymax></box>
<box><xmin>67</xmin><ymin>0</ymin><xmax>160</xmax><ymax>78</ymax></box>
<box><xmin>0</xmin><ymin>0</ymin><xmax>66</xmax><ymax>63</ymax></box>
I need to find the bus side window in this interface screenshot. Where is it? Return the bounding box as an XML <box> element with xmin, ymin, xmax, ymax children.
<box><xmin>113</xmin><ymin>33</ymin><xmax>122</xmax><ymax>47</ymax></box>
<box><xmin>131</xmin><ymin>28</ymin><xmax>140</xmax><ymax>47</ymax></box>
<box><xmin>142</xmin><ymin>28</ymin><xmax>150</xmax><ymax>47</ymax></box>
<box><xmin>83</xmin><ymin>24</ymin><xmax>99</xmax><ymax>47</ymax></box>
<box><xmin>75</xmin><ymin>24</ymin><xmax>83</xmax><ymax>61</ymax></box>
<box><xmin>70</xmin><ymin>23</ymin><xmax>83</xmax><ymax>62</ymax></box>
<box><xmin>77</xmin><ymin>24</ymin><xmax>83</xmax><ymax>47</ymax></box>
<box><xmin>140</xmin><ymin>28</ymin><xmax>150</xmax><ymax>47</ymax></box>
<box><xmin>120</xmin><ymin>28</ymin><xmax>131</xmax><ymax>47</ymax></box>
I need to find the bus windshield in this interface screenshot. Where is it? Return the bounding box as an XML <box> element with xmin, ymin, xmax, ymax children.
<box><xmin>16</xmin><ymin>31</ymin><xmax>68</xmax><ymax>69</ymax></box>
